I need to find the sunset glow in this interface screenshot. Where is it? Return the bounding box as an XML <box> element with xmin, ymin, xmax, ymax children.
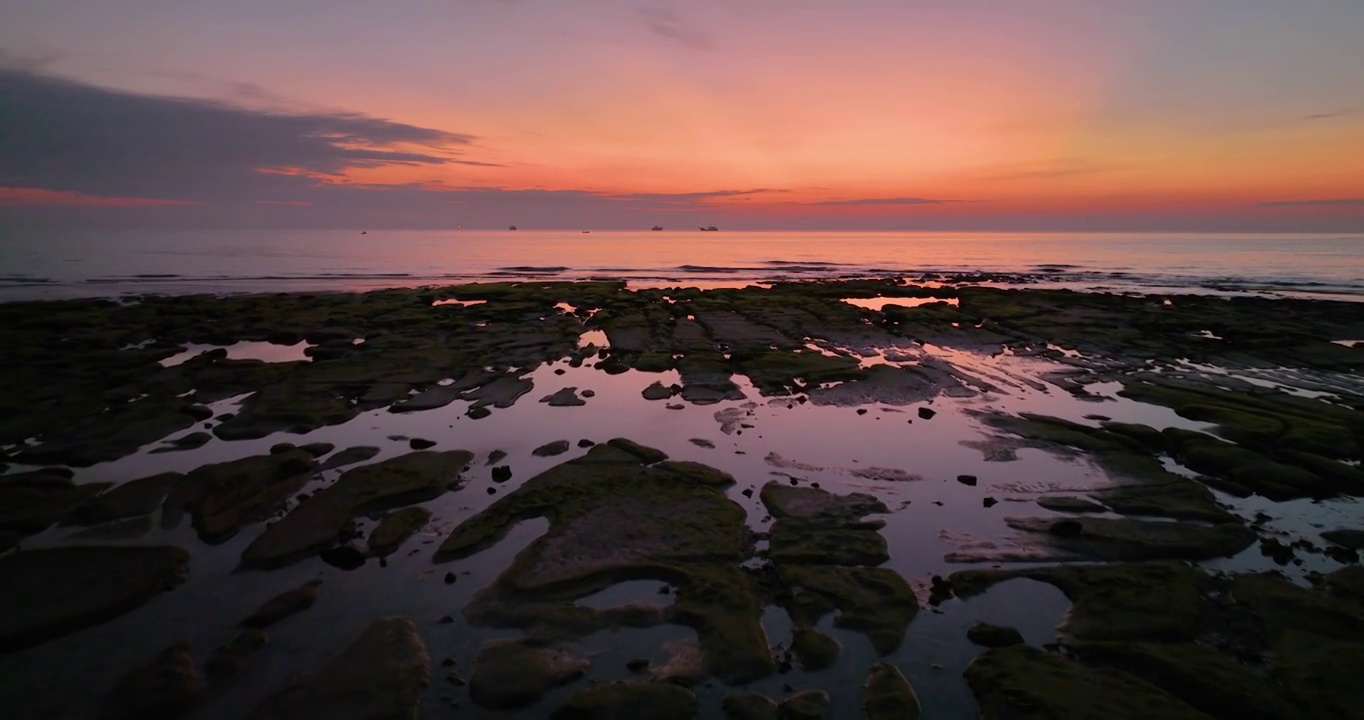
<box><xmin>2</xmin><ymin>0</ymin><xmax>1361</xmax><ymax>229</ymax></box>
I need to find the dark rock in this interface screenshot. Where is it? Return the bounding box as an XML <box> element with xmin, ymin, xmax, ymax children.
<box><xmin>320</xmin><ymin>544</ymin><xmax>366</xmax><ymax>570</ymax></box>
<box><xmin>862</xmin><ymin>663</ymin><xmax>920</xmax><ymax>720</ymax></box>
<box><xmin>966</xmin><ymin>623</ymin><xmax>1025</xmax><ymax>648</ymax></box>
<box><xmin>470</xmin><ymin>640</ymin><xmax>589</xmax><ymax>709</ymax></box>
<box><xmin>778</xmin><ymin>689</ymin><xmax>829</xmax><ymax>720</ymax></box>
<box><xmin>723</xmin><ymin>692</ymin><xmax>777</xmax><ymax>720</ymax></box>
<box><xmin>318</xmin><ymin>446</ymin><xmax>381</xmax><ymax>471</ymax></box>
<box><xmin>242</xmin><ymin>580</ymin><xmax>322</xmax><ymax>629</ymax></box>
<box><xmin>251</xmin><ymin>617</ymin><xmax>429</xmax><ymax>720</ymax></box>
<box><xmin>240</xmin><ymin>450</ymin><xmax>471</xmax><ymax>569</ymax></box>
<box><xmin>956</xmin><ymin>474</ymin><xmax>978</xmax><ymax>486</ymax></box>
<box><xmin>487</xmin><ymin>450</ymin><xmax>508</xmax><ymax>465</ymax></box>
<box><xmin>0</xmin><ymin>546</ymin><xmax>189</xmax><ymax>652</ymax></box>
<box><xmin>74</xmin><ymin>472</ymin><xmax>181</xmax><ymax>525</ymax></box>
<box><xmin>551</xmin><ymin>681</ymin><xmax>697</xmax><ymax>720</ymax></box>
<box><xmin>299</xmin><ymin>442</ymin><xmax>335</xmax><ymax>458</ymax></box>
<box><xmin>445</xmin><ymin>572</ymin><xmax>457</xmax><ymax>585</ymax></box>
<box><xmin>491</xmin><ymin>465</ymin><xmax>513</xmax><ymax>482</ymax></box>
<box><xmin>533</xmin><ymin>440</ymin><xmax>571</xmax><ymax>457</ymax></box>
<box><xmin>409</xmin><ymin>438</ymin><xmax>437</xmax><ymax>450</ymax></box>
<box><xmin>917</xmin><ymin>407</ymin><xmax>936</xmax><ymax>420</ymax></box>
<box><xmin>982</xmin><ymin>497</ymin><xmax>998</xmax><ymax>508</ymax></box>
<box><xmin>99</xmin><ymin>640</ymin><xmax>206</xmax><ymax>720</ymax></box>
<box><xmin>206</xmin><ymin>629</ymin><xmax>268</xmax><ymax>682</ymax></box>
<box><xmin>578</xmin><ymin>439</ymin><xmax>596</xmax><ymax>448</ymax></box>
<box><xmin>626</xmin><ymin>658</ymin><xmax>651</xmax><ymax>673</ymax></box>
<box><xmin>1048</xmin><ymin>520</ymin><xmax>1084</xmax><ymax>537</ymax></box>
<box><xmin>1323</xmin><ymin>529</ymin><xmax>1364</xmax><ymax>550</ymax></box>
<box><xmin>368</xmin><ymin>507</ymin><xmax>433</xmax><ymax>556</ymax></box>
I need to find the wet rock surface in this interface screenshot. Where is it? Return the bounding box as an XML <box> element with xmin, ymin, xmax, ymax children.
<box><xmin>251</xmin><ymin>617</ymin><xmax>430</xmax><ymax>719</ymax></box>
<box><xmin>469</xmin><ymin>640</ymin><xmax>589</xmax><ymax>709</ymax></box>
<box><xmin>98</xmin><ymin>640</ymin><xmax>205</xmax><ymax>720</ymax></box>
<box><xmin>0</xmin><ymin>546</ymin><xmax>190</xmax><ymax>652</ymax></box>
<box><xmin>2</xmin><ymin>280</ymin><xmax>1364</xmax><ymax>718</ymax></box>
<box><xmin>240</xmin><ymin>450</ymin><xmax>472</xmax><ymax>569</ymax></box>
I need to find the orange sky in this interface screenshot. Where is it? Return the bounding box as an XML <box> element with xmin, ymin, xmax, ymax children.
<box><xmin>2</xmin><ymin>1</ymin><xmax>1362</xmax><ymax>228</ymax></box>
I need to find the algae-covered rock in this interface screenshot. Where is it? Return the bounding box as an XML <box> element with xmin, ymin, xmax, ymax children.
<box><xmin>206</xmin><ymin>629</ymin><xmax>268</xmax><ymax>682</ymax></box>
<box><xmin>551</xmin><ymin>681</ymin><xmax>697</xmax><ymax>720</ymax></box>
<box><xmin>779</xmin><ymin>565</ymin><xmax>917</xmax><ymax>654</ymax></box>
<box><xmin>241</xmin><ymin>450</ymin><xmax>471</xmax><ymax>569</ymax></box>
<box><xmin>534</xmin><ymin>440</ymin><xmax>572</xmax><ymax>457</ymax></box>
<box><xmin>968</xmin><ymin>623</ymin><xmax>1025</xmax><ymax>648</ymax></box>
<box><xmin>777</xmin><ymin>689</ymin><xmax>829</xmax><ymax>720</ymax></box>
<box><xmin>790</xmin><ymin>626</ymin><xmax>840</xmax><ymax>670</ymax></box>
<box><xmin>862</xmin><ymin>663</ymin><xmax>921</xmax><ymax>720</ymax></box>
<box><xmin>642</xmin><ymin>381</ymin><xmax>674</xmax><ymax>401</ymax></box>
<box><xmin>241</xmin><ymin>580</ymin><xmax>322</xmax><ymax>629</ymax></box>
<box><xmin>368</xmin><ymin>507</ymin><xmax>433</xmax><ymax>556</ymax></box>
<box><xmin>318</xmin><ymin>445</ymin><xmax>381</xmax><ymax>471</ymax></box>
<box><xmin>1036</xmin><ymin>495</ymin><xmax>1107</xmax><ymax>513</ymax></box>
<box><xmin>74</xmin><ymin>472</ymin><xmax>181</xmax><ymax>526</ymax></box>
<box><xmin>950</xmin><ymin>562</ymin><xmax>1210</xmax><ymax>642</ymax></box>
<box><xmin>1005</xmin><ymin>516</ymin><xmax>1255</xmax><ymax>562</ymax></box>
<box><xmin>965</xmin><ymin>645</ymin><xmax>1211</xmax><ymax>719</ymax></box>
<box><xmin>1069</xmin><ymin>641</ymin><xmax>1298</xmax><ymax>720</ymax></box>
<box><xmin>165</xmin><ymin>449</ymin><xmax>315</xmax><ymax>543</ymax></box>
<box><xmin>542</xmin><ymin>387</ymin><xmax>587</xmax><ymax>407</ymax></box>
<box><xmin>251</xmin><ymin>617</ymin><xmax>429</xmax><ymax>720</ymax></box>
<box><xmin>0</xmin><ymin>473</ymin><xmax>111</xmax><ymax>539</ymax></box>
<box><xmin>722</xmin><ymin>692</ymin><xmax>778</xmax><ymax>720</ymax></box>
<box><xmin>1322</xmin><ymin>529</ymin><xmax>1364</xmax><ymax>550</ymax></box>
<box><xmin>98</xmin><ymin>640</ymin><xmax>205</xmax><ymax>720</ymax></box>
<box><xmin>437</xmin><ymin>440</ymin><xmax>773</xmax><ymax>684</ymax></box>
<box><xmin>0</xmin><ymin>546</ymin><xmax>189</xmax><ymax>652</ymax></box>
<box><xmin>469</xmin><ymin>640</ymin><xmax>589</xmax><ymax>709</ymax></box>
<box><xmin>763</xmin><ymin>482</ymin><xmax>890</xmax><ymax>566</ymax></box>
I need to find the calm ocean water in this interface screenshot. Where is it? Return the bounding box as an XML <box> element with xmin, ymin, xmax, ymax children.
<box><xmin>2</xmin><ymin>229</ymin><xmax>1362</xmax><ymax>301</ymax></box>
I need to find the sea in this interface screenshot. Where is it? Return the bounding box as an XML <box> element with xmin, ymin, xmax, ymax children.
<box><xmin>1</xmin><ymin>229</ymin><xmax>1362</xmax><ymax>301</ymax></box>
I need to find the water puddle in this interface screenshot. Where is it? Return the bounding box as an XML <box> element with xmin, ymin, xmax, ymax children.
<box><xmin>158</xmin><ymin>341</ymin><xmax>315</xmax><ymax>367</ymax></box>
<box><xmin>842</xmin><ymin>296</ymin><xmax>960</xmax><ymax>311</ymax></box>
<box><xmin>431</xmin><ymin>298</ymin><xmax>487</xmax><ymax>307</ymax></box>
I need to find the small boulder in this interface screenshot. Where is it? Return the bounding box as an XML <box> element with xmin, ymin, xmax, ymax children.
<box><xmin>778</xmin><ymin>689</ymin><xmax>830</xmax><ymax>720</ymax></box>
<box><xmin>99</xmin><ymin>640</ymin><xmax>206</xmax><ymax>720</ymax></box>
<box><xmin>533</xmin><ymin>440</ymin><xmax>571</xmax><ymax>457</ymax></box>
<box><xmin>242</xmin><ymin>580</ymin><xmax>322</xmax><ymax>629</ymax></box>
<box><xmin>967</xmin><ymin>623</ymin><xmax>1025</xmax><ymax>648</ymax></box>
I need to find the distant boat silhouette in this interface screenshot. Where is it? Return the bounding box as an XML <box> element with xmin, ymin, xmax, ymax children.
<box><xmin>699</xmin><ymin>226</ymin><xmax>718</xmax><ymax>232</ymax></box>
<box><xmin>582</xmin><ymin>230</ymin><xmax>591</xmax><ymax>233</ymax></box>
<box><xmin>652</xmin><ymin>225</ymin><xmax>664</xmax><ymax>231</ymax></box>
<box><xmin>509</xmin><ymin>225</ymin><xmax>517</xmax><ymax>231</ymax></box>
<box><xmin>360</xmin><ymin>231</ymin><xmax>367</xmax><ymax>235</ymax></box>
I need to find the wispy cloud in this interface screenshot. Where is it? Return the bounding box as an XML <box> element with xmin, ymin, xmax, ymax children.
<box><xmin>639</xmin><ymin>6</ymin><xmax>714</xmax><ymax>50</ymax></box>
<box><xmin>612</xmin><ymin>188</ymin><xmax>785</xmax><ymax>203</ymax></box>
<box><xmin>1258</xmin><ymin>198</ymin><xmax>1364</xmax><ymax>207</ymax></box>
<box><xmin>1300</xmin><ymin>108</ymin><xmax>1356</xmax><ymax>121</ymax></box>
<box><xmin>0</xmin><ymin>186</ymin><xmax>199</xmax><ymax>207</ymax></box>
<box><xmin>805</xmin><ymin>197</ymin><xmax>962</xmax><ymax>207</ymax></box>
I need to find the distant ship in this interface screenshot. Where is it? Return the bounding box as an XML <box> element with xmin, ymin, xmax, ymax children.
<box><xmin>509</xmin><ymin>225</ymin><xmax>517</xmax><ymax>230</ymax></box>
<box><xmin>699</xmin><ymin>226</ymin><xmax>718</xmax><ymax>232</ymax></box>
<box><xmin>360</xmin><ymin>231</ymin><xmax>367</xmax><ymax>235</ymax></box>
<box><xmin>582</xmin><ymin>230</ymin><xmax>591</xmax><ymax>233</ymax></box>
<box><xmin>651</xmin><ymin>225</ymin><xmax>663</xmax><ymax>231</ymax></box>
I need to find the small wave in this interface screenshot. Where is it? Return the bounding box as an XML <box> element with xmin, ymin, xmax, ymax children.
<box><xmin>131</xmin><ymin>273</ymin><xmax>181</xmax><ymax>278</ymax></box>
<box><xmin>763</xmin><ymin>260</ymin><xmax>842</xmax><ymax>267</ymax></box>
<box><xmin>675</xmin><ymin>265</ymin><xmax>741</xmax><ymax>274</ymax></box>
<box><xmin>495</xmin><ymin>266</ymin><xmax>568</xmax><ymax>273</ymax></box>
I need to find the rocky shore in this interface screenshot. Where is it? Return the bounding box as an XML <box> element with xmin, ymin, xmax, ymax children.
<box><xmin>1</xmin><ymin>278</ymin><xmax>1361</xmax><ymax>718</ymax></box>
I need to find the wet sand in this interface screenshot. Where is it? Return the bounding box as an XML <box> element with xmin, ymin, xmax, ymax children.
<box><xmin>1</xmin><ymin>277</ymin><xmax>1362</xmax><ymax>719</ymax></box>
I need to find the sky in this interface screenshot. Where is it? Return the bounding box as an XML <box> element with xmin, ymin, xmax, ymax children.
<box><xmin>1</xmin><ymin>0</ymin><xmax>1362</xmax><ymax>231</ymax></box>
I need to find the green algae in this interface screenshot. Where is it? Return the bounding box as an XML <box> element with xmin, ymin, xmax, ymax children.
<box><xmin>469</xmin><ymin>640</ymin><xmax>588</xmax><ymax>710</ymax></box>
<box><xmin>551</xmin><ymin>681</ymin><xmax>697</xmax><ymax>720</ymax></box>
<box><xmin>862</xmin><ymin>663</ymin><xmax>921</xmax><ymax>720</ymax></box>
<box><xmin>367</xmin><ymin>507</ymin><xmax>433</xmax><ymax>556</ymax></box>
<box><xmin>241</xmin><ymin>450</ymin><xmax>471</xmax><ymax>569</ymax></box>
<box><xmin>790</xmin><ymin>626</ymin><xmax>840</xmax><ymax>670</ymax></box>
<box><xmin>950</xmin><ymin>562</ymin><xmax>1210</xmax><ymax>642</ymax></box>
<box><xmin>163</xmin><ymin>449</ymin><xmax>315</xmax><ymax>543</ymax></box>
<box><xmin>965</xmin><ymin>645</ymin><xmax>1211</xmax><ymax>719</ymax></box>
<box><xmin>435</xmin><ymin>440</ymin><xmax>773</xmax><ymax>684</ymax></box>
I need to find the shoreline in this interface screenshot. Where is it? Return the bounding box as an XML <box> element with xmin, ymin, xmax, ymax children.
<box><xmin>2</xmin><ymin>278</ymin><xmax>1362</xmax><ymax>718</ymax></box>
